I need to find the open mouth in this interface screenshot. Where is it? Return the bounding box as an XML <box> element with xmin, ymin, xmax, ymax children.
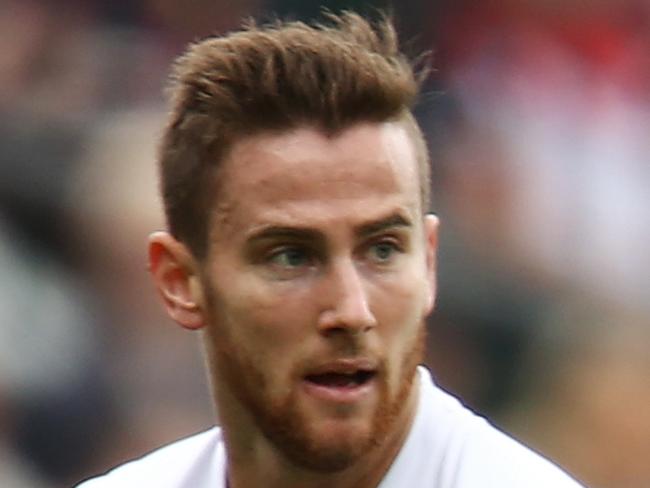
<box><xmin>304</xmin><ymin>370</ymin><xmax>376</xmax><ymax>389</ymax></box>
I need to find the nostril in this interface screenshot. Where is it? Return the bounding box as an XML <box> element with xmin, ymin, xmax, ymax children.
<box><xmin>317</xmin><ymin>312</ymin><xmax>376</xmax><ymax>335</ymax></box>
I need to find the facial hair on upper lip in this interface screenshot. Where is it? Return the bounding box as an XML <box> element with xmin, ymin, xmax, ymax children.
<box><xmin>202</xmin><ymin>279</ymin><xmax>427</xmax><ymax>472</ymax></box>
<box><xmin>213</xmin><ymin>329</ymin><xmax>424</xmax><ymax>472</ymax></box>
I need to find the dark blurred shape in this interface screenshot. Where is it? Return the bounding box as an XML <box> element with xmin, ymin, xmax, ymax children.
<box><xmin>0</xmin><ymin>1</ymin><xmax>648</xmax><ymax>487</ymax></box>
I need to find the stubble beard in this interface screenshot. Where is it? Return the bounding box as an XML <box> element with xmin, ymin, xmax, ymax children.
<box><xmin>208</xmin><ymin>313</ymin><xmax>426</xmax><ymax>473</ymax></box>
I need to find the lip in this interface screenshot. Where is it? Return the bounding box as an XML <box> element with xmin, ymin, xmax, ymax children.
<box><xmin>304</xmin><ymin>358</ymin><xmax>378</xmax><ymax>376</ymax></box>
<box><xmin>301</xmin><ymin>376</ymin><xmax>376</xmax><ymax>403</ymax></box>
<box><xmin>301</xmin><ymin>358</ymin><xmax>378</xmax><ymax>404</ymax></box>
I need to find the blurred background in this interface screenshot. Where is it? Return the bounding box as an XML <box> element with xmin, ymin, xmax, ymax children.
<box><xmin>0</xmin><ymin>0</ymin><xmax>648</xmax><ymax>486</ymax></box>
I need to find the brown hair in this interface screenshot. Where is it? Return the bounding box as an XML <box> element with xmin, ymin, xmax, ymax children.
<box><xmin>159</xmin><ymin>11</ymin><xmax>430</xmax><ymax>258</ymax></box>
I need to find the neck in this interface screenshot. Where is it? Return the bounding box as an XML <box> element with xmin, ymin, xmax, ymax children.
<box><xmin>218</xmin><ymin>378</ymin><xmax>420</xmax><ymax>488</ymax></box>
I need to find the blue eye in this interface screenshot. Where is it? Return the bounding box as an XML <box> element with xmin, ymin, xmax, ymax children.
<box><xmin>369</xmin><ymin>241</ymin><xmax>398</xmax><ymax>262</ymax></box>
<box><xmin>269</xmin><ymin>248</ymin><xmax>310</xmax><ymax>268</ymax></box>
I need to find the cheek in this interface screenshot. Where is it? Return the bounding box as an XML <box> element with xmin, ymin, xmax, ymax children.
<box><xmin>213</xmin><ymin>274</ymin><xmax>316</xmax><ymax>358</ymax></box>
<box><xmin>369</xmin><ymin>272</ymin><xmax>428</xmax><ymax>366</ymax></box>
<box><xmin>371</xmin><ymin>267</ymin><xmax>429</xmax><ymax>329</ymax></box>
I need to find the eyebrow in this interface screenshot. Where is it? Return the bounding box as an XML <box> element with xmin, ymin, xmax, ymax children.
<box><xmin>246</xmin><ymin>212</ymin><xmax>412</xmax><ymax>244</ymax></box>
<box><xmin>355</xmin><ymin>212</ymin><xmax>412</xmax><ymax>237</ymax></box>
<box><xmin>247</xmin><ymin>226</ymin><xmax>320</xmax><ymax>243</ymax></box>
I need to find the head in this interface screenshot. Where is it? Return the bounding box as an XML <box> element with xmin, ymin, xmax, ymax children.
<box><xmin>158</xmin><ymin>11</ymin><xmax>431</xmax><ymax>259</ymax></box>
<box><xmin>149</xmin><ymin>11</ymin><xmax>438</xmax><ymax>475</ymax></box>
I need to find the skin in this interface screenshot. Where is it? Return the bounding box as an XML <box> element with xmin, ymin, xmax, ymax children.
<box><xmin>149</xmin><ymin>121</ymin><xmax>439</xmax><ymax>488</ymax></box>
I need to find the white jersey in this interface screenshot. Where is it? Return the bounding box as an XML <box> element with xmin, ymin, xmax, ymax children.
<box><xmin>77</xmin><ymin>367</ymin><xmax>584</xmax><ymax>487</ymax></box>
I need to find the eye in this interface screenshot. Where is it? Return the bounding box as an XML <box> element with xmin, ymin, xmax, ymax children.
<box><xmin>267</xmin><ymin>247</ymin><xmax>312</xmax><ymax>269</ymax></box>
<box><xmin>367</xmin><ymin>240</ymin><xmax>401</xmax><ymax>264</ymax></box>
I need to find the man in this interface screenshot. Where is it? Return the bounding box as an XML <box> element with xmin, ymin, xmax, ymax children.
<box><xmin>79</xmin><ymin>12</ymin><xmax>584</xmax><ymax>488</ymax></box>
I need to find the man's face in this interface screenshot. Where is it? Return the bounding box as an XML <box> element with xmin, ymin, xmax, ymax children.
<box><xmin>200</xmin><ymin>122</ymin><xmax>437</xmax><ymax>471</ymax></box>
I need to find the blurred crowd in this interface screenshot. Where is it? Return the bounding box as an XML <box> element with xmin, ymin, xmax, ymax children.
<box><xmin>1</xmin><ymin>1</ymin><xmax>648</xmax><ymax>487</ymax></box>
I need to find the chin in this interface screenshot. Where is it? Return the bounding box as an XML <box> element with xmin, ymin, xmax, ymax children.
<box><xmin>280</xmin><ymin>391</ymin><xmax>403</xmax><ymax>472</ymax></box>
<box><xmin>282</xmin><ymin>424</ymin><xmax>375</xmax><ymax>472</ymax></box>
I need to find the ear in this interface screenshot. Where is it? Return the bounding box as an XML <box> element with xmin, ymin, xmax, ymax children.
<box><xmin>148</xmin><ymin>231</ymin><xmax>207</xmax><ymax>330</ymax></box>
<box><xmin>423</xmin><ymin>214</ymin><xmax>439</xmax><ymax>315</ymax></box>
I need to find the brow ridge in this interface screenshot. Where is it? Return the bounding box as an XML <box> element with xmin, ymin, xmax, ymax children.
<box><xmin>247</xmin><ymin>211</ymin><xmax>412</xmax><ymax>244</ymax></box>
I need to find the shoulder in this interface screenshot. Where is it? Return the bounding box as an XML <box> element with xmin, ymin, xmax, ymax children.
<box><xmin>76</xmin><ymin>427</ymin><xmax>225</xmax><ymax>488</ymax></box>
<box><xmin>397</xmin><ymin>367</ymin><xmax>585</xmax><ymax>487</ymax></box>
<box><xmin>452</xmin><ymin>414</ymin><xmax>584</xmax><ymax>487</ymax></box>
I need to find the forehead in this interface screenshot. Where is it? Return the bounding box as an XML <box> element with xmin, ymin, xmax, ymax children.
<box><xmin>212</xmin><ymin>122</ymin><xmax>421</xmax><ymax>236</ymax></box>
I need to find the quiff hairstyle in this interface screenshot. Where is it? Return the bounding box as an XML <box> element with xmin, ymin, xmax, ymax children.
<box><xmin>159</xmin><ymin>11</ymin><xmax>430</xmax><ymax>258</ymax></box>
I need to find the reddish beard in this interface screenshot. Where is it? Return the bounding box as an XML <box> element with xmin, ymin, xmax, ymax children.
<box><xmin>205</xmin><ymin>308</ymin><xmax>426</xmax><ymax>472</ymax></box>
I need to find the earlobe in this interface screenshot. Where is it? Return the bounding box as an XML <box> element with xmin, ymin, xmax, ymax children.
<box><xmin>423</xmin><ymin>214</ymin><xmax>439</xmax><ymax>314</ymax></box>
<box><xmin>148</xmin><ymin>231</ymin><xmax>206</xmax><ymax>330</ymax></box>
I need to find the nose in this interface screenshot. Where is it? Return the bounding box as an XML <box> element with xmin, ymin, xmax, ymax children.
<box><xmin>317</xmin><ymin>258</ymin><xmax>377</xmax><ymax>335</ymax></box>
